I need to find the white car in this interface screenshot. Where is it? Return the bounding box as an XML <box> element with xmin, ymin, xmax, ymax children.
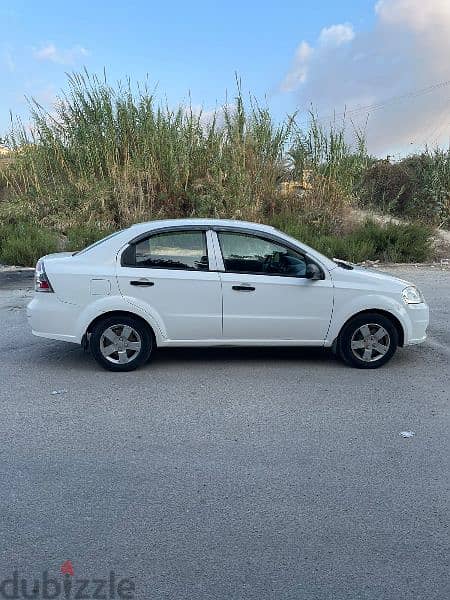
<box><xmin>27</xmin><ymin>219</ymin><xmax>429</xmax><ymax>371</ymax></box>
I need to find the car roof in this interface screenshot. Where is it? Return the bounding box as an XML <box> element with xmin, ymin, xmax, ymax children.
<box><xmin>128</xmin><ymin>218</ymin><xmax>277</xmax><ymax>234</ymax></box>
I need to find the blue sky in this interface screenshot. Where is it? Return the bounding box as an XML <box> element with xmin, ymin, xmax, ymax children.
<box><xmin>1</xmin><ymin>0</ymin><xmax>449</xmax><ymax>154</ymax></box>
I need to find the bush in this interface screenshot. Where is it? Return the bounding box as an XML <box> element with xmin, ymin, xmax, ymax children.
<box><xmin>348</xmin><ymin>220</ymin><xmax>433</xmax><ymax>263</ymax></box>
<box><xmin>314</xmin><ymin>235</ymin><xmax>376</xmax><ymax>263</ymax></box>
<box><xmin>0</xmin><ymin>216</ymin><xmax>434</xmax><ymax>267</ymax></box>
<box><xmin>0</xmin><ymin>222</ymin><xmax>59</xmax><ymax>266</ymax></box>
<box><xmin>66</xmin><ymin>224</ymin><xmax>114</xmax><ymax>251</ymax></box>
<box><xmin>270</xmin><ymin>216</ymin><xmax>433</xmax><ymax>263</ymax></box>
<box><xmin>359</xmin><ymin>151</ymin><xmax>450</xmax><ymax>226</ymax></box>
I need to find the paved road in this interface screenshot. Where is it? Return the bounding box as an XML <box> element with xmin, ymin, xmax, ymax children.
<box><xmin>0</xmin><ymin>266</ymin><xmax>449</xmax><ymax>600</ymax></box>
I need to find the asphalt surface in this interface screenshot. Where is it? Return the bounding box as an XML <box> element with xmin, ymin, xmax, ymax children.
<box><xmin>0</xmin><ymin>266</ymin><xmax>449</xmax><ymax>600</ymax></box>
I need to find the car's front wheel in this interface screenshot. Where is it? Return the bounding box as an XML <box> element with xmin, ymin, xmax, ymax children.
<box><xmin>90</xmin><ymin>315</ymin><xmax>153</xmax><ymax>371</ymax></box>
<box><xmin>337</xmin><ymin>312</ymin><xmax>399</xmax><ymax>369</ymax></box>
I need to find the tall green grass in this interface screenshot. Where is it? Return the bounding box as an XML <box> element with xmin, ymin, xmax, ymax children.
<box><xmin>0</xmin><ymin>71</ymin><xmax>442</xmax><ymax>265</ymax></box>
<box><xmin>288</xmin><ymin>113</ymin><xmax>373</xmax><ymax>198</ymax></box>
<box><xmin>4</xmin><ymin>72</ymin><xmax>292</xmax><ymax>229</ymax></box>
<box><xmin>4</xmin><ymin>70</ymin><xmax>447</xmax><ymax>231</ymax></box>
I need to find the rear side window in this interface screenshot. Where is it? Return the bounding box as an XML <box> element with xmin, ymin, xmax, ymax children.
<box><xmin>124</xmin><ymin>230</ymin><xmax>209</xmax><ymax>271</ymax></box>
<box><xmin>218</xmin><ymin>231</ymin><xmax>307</xmax><ymax>276</ymax></box>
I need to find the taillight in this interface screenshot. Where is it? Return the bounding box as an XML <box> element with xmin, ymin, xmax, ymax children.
<box><xmin>35</xmin><ymin>260</ymin><xmax>54</xmax><ymax>293</ymax></box>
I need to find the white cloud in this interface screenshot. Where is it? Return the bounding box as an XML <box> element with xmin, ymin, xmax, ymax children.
<box><xmin>375</xmin><ymin>0</ymin><xmax>450</xmax><ymax>28</ymax></box>
<box><xmin>319</xmin><ymin>23</ymin><xmax>355</xmax><ymax>47</ymax></box>
<box><xmin>280</xmin><ymin>0</ymin><xmax>450</xmax><ymax>154</ymax></box>
<box><xmin>33</xmin><ymin>43</ymin><xmax>89</xmax><ymax>65</ymax></box>
<box><xmin>281</xmin><ymin>41</ymin><xmax>313</xmax><ymax>92</ymax></box>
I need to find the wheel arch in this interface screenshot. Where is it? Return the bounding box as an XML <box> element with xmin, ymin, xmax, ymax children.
<box><xmin>335</xmin><ymin>309</ymin><xmax>405</xmax><ymax>347</ymax></box>
<box><xmin>84</xmin><ymin>310</ymin><xmax>156</xmax><ymax>347</ymax></box>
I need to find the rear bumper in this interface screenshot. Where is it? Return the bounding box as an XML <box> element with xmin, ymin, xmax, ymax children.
<box><xmin>403</xmin><ymin>302</ymin><xmax>429</xmax><ymax>346</ymax></box>
<box><xmin>27</xmin><ymin>296</ymin><xmax>81</xmax><ymax>344</ymax></box>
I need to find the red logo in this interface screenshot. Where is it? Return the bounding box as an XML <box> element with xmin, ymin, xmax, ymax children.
<box><xmin>60</xmin><ymin>560</ymin><xmax>74</xmax><ymax>576</ymax></box>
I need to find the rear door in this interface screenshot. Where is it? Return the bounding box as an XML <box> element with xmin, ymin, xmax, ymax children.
<box><xmin>214</xmin><ymin>230</ymin><xmax>334</xmax><ymax>343</ymax></box>
<box><xmin>117</xmin><ymin>228</ymin><xmax>222</xmax><ymax>341</ymax></box>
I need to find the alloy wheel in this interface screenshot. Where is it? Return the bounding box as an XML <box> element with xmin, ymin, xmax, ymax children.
<box><xmin>100</xmin><ymin>324</ymin><xmax>142</xmax><ymax>364</ymax></box>
<box><xmin>350</xmin><ymin>323</ymin><xmax>391</xmax><ymax>363</ymax></box>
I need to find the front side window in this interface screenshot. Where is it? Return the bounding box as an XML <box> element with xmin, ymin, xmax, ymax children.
<box><xmin>131</xmin><ymin>230</ymin><xmax>208</xmax><ymax>271</ymax></box>
<box><xmin>218</xmin><ymin>232</ymin><xmax>307</xmax><ymax>277</ymax></box>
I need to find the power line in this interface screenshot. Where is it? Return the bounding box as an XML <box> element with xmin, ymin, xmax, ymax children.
<box><xmin>334</xmin><ymin>79</ymin><xmax>450</xmax><ymax>119</ymax></box>
<box><xmin>300</xmin><ymin>77</ymin><xmax>450</xmax><ymax>124</ymax></box>
<box><xmin>413</xmin><ymin>97</ymin><xmax>450</xmax><ymax>151</ymax></box>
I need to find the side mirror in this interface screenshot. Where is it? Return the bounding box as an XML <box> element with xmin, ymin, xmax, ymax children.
<box><xmin>305</xmin><ymin>263</ymin><xmax>322</xmax><ymax>280</ymax></box>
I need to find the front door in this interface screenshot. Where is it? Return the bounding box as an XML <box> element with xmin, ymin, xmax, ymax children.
<box><xmin>215</xmin><ymin>230</ymin><xmax>334</xmax><ymax>343</ymax></box>
<box><xmin>117</xmin><ymin>228</ymin><xmax>222</xmax><ymax>340</ymax></box>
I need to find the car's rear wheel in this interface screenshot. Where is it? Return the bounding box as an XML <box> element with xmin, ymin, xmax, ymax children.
<box><xmin>90</xmin><ymin>315</ymin><xmax>153</xmax><ymax>371</ymax></box>
<box><xmin>338</xmin><ymin>313</ymin><xmax>398</xmax><ymax>369</ymax></box>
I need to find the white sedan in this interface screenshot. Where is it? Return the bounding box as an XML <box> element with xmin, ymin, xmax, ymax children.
<box><xmin>27</xmin><ymin>219</ymin><xmax>429</xmax><ymax>371</ymax></box>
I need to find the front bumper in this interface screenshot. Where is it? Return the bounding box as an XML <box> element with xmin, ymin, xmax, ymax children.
<box><xmin>403</xmin><ymin>302</ymin><xmax>429</xmax><ymax>345</ymax></box>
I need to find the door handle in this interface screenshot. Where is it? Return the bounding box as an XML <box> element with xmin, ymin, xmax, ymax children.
<box><xmin>232</xmin><ymin>285</ymin><xmax>255</xmax><ymax>292</ymax></box>
<box><xmin>130</xmin><ymin>279</ymin><xmax>154</xmax><ymax>287</ymax></box>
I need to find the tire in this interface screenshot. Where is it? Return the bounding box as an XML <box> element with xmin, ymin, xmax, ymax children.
<box><xmin>337</xmin><ymin>312</ymin><xmax>398</xmax><ymax>369</ymax></box>
<box><xmin>90</xmin><ymin>315</ymin><xmax>153</xmax><ymax>371</ymax></box>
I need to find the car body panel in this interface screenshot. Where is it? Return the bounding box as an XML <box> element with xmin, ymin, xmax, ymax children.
<box><xmin>326</xmin><ymin>265</ymin><xmax>429</xmax><ymax>346</ymax></box>
<box><xmin>116</xmin><ymin>268</ymin><xmax>222</xmax><ymax>340</ymax></box>
<box><xmin>218</xmin><ymin>272</ymin><xmax>334</xmax><ymax>342</ymax></box>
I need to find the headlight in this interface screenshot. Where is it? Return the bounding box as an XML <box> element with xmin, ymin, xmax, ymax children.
<box><xmin>402</xmin><ymin>286</ymin><xmax>424</xmax><ymax>304</ymax></box>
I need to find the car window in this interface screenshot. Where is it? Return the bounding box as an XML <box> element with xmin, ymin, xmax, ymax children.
<box><xmin>218</xmin><ymin>232</ymin><xmax>307</xmax><ymax>277</ymax></box>
<box><xmin>133</xmin><ymin>230</ymin><xmax>209</xmax><ymax>271</ymax></box>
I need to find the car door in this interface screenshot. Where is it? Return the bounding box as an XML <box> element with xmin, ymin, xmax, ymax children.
<box><xmin>214</xmin><ymin>230</ymin><xmax>334</xmax><ymax>343</ymax></box>
<box><xmin>117</xmin><ymin>228</ymin><xmax>222</xmax><ymax>340</ymax></box>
